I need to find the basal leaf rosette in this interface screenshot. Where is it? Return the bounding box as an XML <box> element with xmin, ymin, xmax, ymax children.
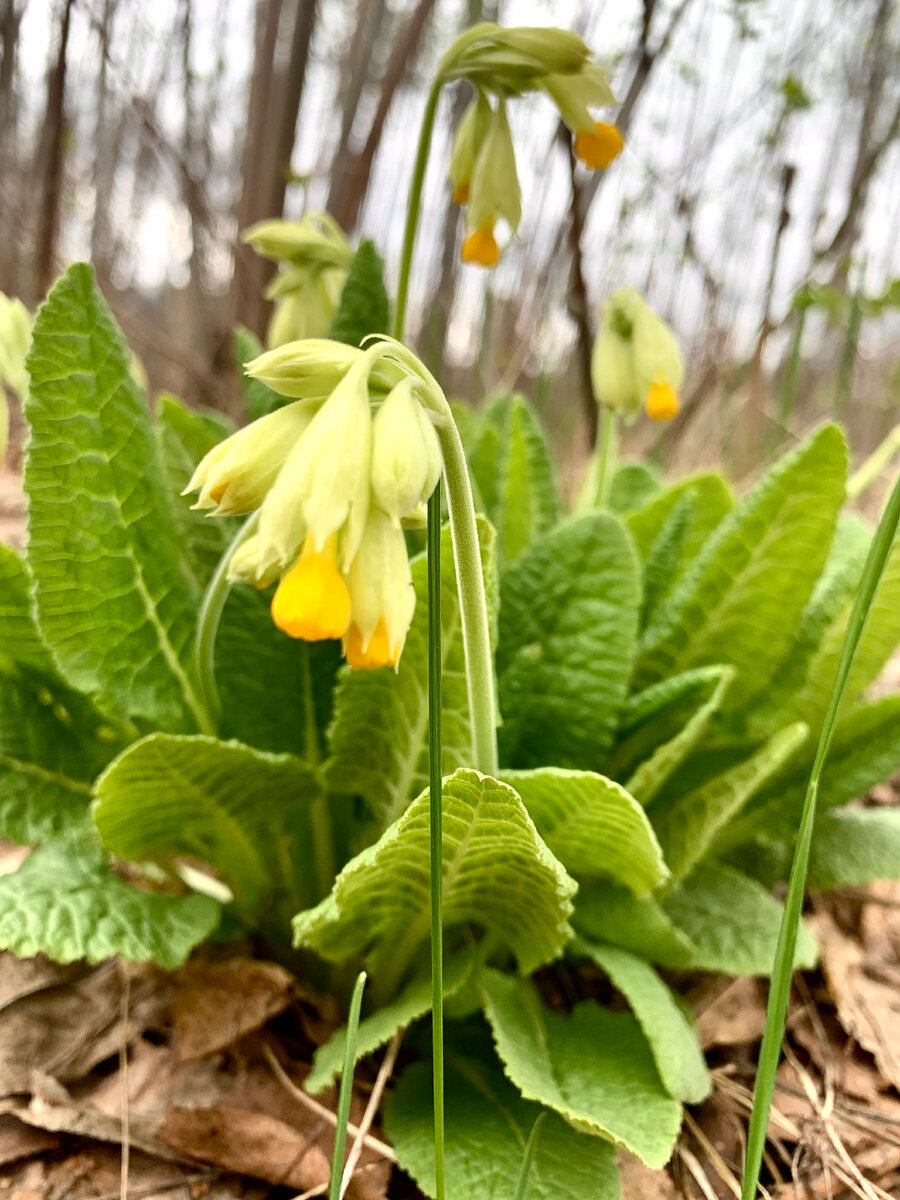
<box><xmin>184</xmin><ymin>338</ymin><xmax>444</xmax><ymax>672</ymax></box>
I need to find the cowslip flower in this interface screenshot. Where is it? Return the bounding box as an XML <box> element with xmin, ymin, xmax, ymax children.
<box><xmin>186</xmin><ymin>339</ymin><xmax>443</xmax><ymax>670</ymax></box>
<box><xmin>242</xmin><ymin>213</ymin><xmax>352</xmax><ymax>348</ymax></box>
<box><xmin>443</xmin><ymin>25</ymin><xmax>623</xmax><ymax>268</ymax></box>
<box><xmin>591</xmin><ymin>287</ymin><xmax>684</xmax><ymax>422</ymax></box>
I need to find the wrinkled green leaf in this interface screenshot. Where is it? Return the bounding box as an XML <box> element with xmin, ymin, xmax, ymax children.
<box><xmin>572</xmin><ymin>939</ymin><xmax>710</xmax><ymax>1103</ymax></box>
<box><xmin>386</xmin><ymin>1020</ymin><xmax>620</xmax><ymax>1200</ymax></box>
<box><xmin>652</xmin><ymin>722</ymin><xmax>808</xmax><ymax>885</ymax></box>
<box><xmin>809</xmin><ymin>807</ymin><xmax>900</xmax><ymax>890</ymax></box>
<box><xmin>293</xmin><ymin>769</ymin><xmax>576</xmax><ymax>980</ymax></box>
<box><xmin>327</xmin><ymin>240</ymin><xmax>389</xmax><ymax>348</ymax></box>
<box><xmin>663</xmin><ymin>862</ymin><xmax>818</xmax><ymax>976</ymax></box>
<box><xmin>25</xmin><ymin>263</ymin><xmax>206</xmax><ymax>732</ymax></box>
<box><xmin>0</xmin><ymin>835</ymin><xmax>219</xmax><ymax>967</ymax></box>
<box><xmin>626</xmin><ymin>472</ymin><xmax>733</xmax><ymax>560</ymax></box>
<box><xmin>498</xmin><ymin>513</ymin><xmax>640</xmax><ymax>769</ymax></box>
<box><xmin>467</xmin><ymin>393</ymin><xmax>559</xmax><ymax>569</ymax></box>
<box><xmin>609</xmin><ymin>461</ymin><xmax>662</xmax><ymax>515</ymax></box>
<box><xmin>637</xmin><ymin>426</ymin><xmax>847</xmax><ymax>712</ymax></box>
<box><xmin>94</xmin><ymin>733</ymin><xmax>322</xmax><ymax>914</ymax></box>
<box><xmin>0</xmin><ymin>544</ymin><xmax>54</xmax><ymax>674</ymax></box>
<box><xmin>574</xmin><ymin>881</ymin><xmax>696</xmax><ymax>969</ymax></box>
<box><xmin>479</xmin><ymin>968</ymin><xmax>681</xmax><ymax>1168</ymax></box>
<box><xmin>500</xmin><ymin>767</ymin><xmax>667</xmax><ymax>894</ymax></box>
<box><xmin>325</xmin><ymin>520</ymin><xmax>496</xmax><ymax>828</ymax></box>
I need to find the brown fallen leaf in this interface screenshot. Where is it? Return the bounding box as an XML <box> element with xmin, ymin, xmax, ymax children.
<box><xmin>617</xmin><ymin>1150</ymin><xmax>677</xmax><ymax>1199</ymax></box>
<box><xmin>174</xmin><ymin>958</ymin><xmax>296</xmax><ymax>1060</ymax></box>
<box><xmin>0</xmin><ymin>952</ymin><xmax>85</xmax><ymax>1013</ymax></box>
<box><xmin>0</xmin><ymin>1113</ymin><xmax>59</xmax><ymax>1167</ymax></box>
<box><xmin>696</xmin><ymin>976</ymin><xmax>768</xmax><ymax>1050</ymax></box>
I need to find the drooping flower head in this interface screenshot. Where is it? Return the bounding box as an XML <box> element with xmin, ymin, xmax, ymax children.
<box><xmin>591</xmin><ymin>287</ymin><xmax>684</xmax><ymax>423</ymax></box>
<box><xmin>242</xmin><ymin>213</ymin><xmax>353</xmax><ymax>347</ymax></box>
<box><xmin>185</xmin><ymin>338</ymin><xmax>444</xmax><ymax>671</ymax></box>
<box><xmin>440</xmin><ymin>24</ymin><xmax>624</xmax><ymax>268</ymax></box>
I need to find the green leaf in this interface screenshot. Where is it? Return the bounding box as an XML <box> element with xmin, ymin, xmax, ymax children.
<box><xmin>500</xmin><ymin>767</ymin><xmax>667</xmax><ymax>894</ymax></box>
<box><xmin>215</xmin><ymin>584</ymin><xmax>340</xmax><ymax>757</ymax></box>
<box><xmin>0</xmin><ymin>544</ymin><xmax>54</xmax><ymax>674</ymax></box>
<box><xmin>574</xmin><ymin>881</ymin><xmax>696</xmax><ymax>969</ymax></box>
<box><xmin>651</xmin><ymin>722</ymin><xmax>808</xmax><ymax>886</ymax></box>
<box><xmin>466</xmin><ymin>393</ymin><xmax>560</xmax><ymax>569</ymax></box>
<box><xmin>326</xmin><ymin>240</ymin><xmax>389</xmax><ymax>348</ymax></box>
<box><xmin>497</xmin><ymin>514</ymin><xmax>640</xmax><ymax>769</ymax></box>
<box><xmin>720</xmin><ymin>696</ymin><xmax>900</xmax><ymax>850</ymax></box>
<box><xmin>626</xmin><ymin>472</ymin><xmax>733</xmax><ymax>560</ymax></box>
<box><xmin>293</xmin><ymin>769</ymin><xmax>576</xmax><ymax>980</ymax></box>
<box><xmin>25</xmin><ymin>263</ymin><xmax>207</xmax><ymax>732</ymax></box>
<box><xmin>235</xmin><ymin>325</ymin><xmax>285</xmax><ymax>419</ymax></box>
<box><xmin>155</xmin><ymin>393</ymin><xmax>236</xmax><ymax>589</ymax></box>
<box><xmin>324</xmin><ymin>520</ymin><xmax>496</xmax><ymax>828</ymax></box>
<box><xmin>609</xmin><ymin>461</ymin><xmax>662</xmax><ymax>515</ymax></box>
<box><xmin>94</xmin><ymin>733</ymin><xmax>322</xmax><ymax>915</ymax></box>
<box><xmin>637</xmin><ymin>426</ymin><xmax>847</xmax><ymax>711</ymax></box>
<box><xmin>572</xmin><ymin>939</ymin><xmax>710</xmax><ymax>1103</ymax></box>
<box><xmin>0</xmin><ymin>835</ymin><xmax>219</xmax><ymax>967</ymax></box>
<box><xmin>663</xmin><ymin>862</ymin><xmax>818</xmax><ymax>975</ymax></box>
<box><xmin>479</xmin><ymin>968</ymin><xmax>682</xmax><ymax>1168</ymax></box>
<box><xmin>386</xmin><ymin>1019</ymin><xmax>620</xmax><ymax>1200</ymax></box>
<box><xmin>306</xmin><ymin>947</ymin><xmax>476</xmax><ymax>1095</ymax></box>
<box><xmin>606</xmin><ymin>666</ymin><xmax>734</xmax><ymax>807</ymax></box>
<box><xmin>640</xmin><ymin>492</ymin><xmax>696</xmax><ymax>629</ymax></box>
<box><xmin>809</xmin><ymin>807</ymin><xmax>900</xmax><ymax>890</ymax></box>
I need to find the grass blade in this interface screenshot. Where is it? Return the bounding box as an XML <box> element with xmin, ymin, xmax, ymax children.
<box><xmin>514</xmin><ymin>1112</ymin><xmax>547</xmax><ymax>1200</ymax></box>
<box><xmin>328</xmin><ymin>970</ymin><xmax>367</xmax><ymax>1200</ymax></box>
<box><xmin>741</xmin><ymin>468</ymin><xmax>900</xmax><ymax>1199</ymax></box>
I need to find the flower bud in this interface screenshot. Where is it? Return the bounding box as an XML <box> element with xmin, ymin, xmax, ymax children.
<box><xmin>242</xmin><ymin>213</ymin><xmax>352</xmax><ymax>269</ymax></box>
<box><xmin>185</xmin><ymin>398</ymin><xmax>319</xmax><ymax>515</ymax></box>
<box><xmin>257</xmin><ymin>358</ymin><xmax>372</xmax><ymax>572</ymax></box>
<box><xmin>441</xmin><ymin>24</ymin><xmax>589</xmax><ymax>88</ymax></box>
<box><xmin>371</xmin><ymin>380</ymin><xmax>442</xmax><ymax>525</ymax></box>
<box><xmin>591</xmin><ymin>313</ymin><xmax>641</xmax><ymax>418</ymax></box>
<box><xmin>463</xmin><ymin>99</ymin><xmax>521</xmax><ymax>267</ymax></box>
<box><xmin>448</xmin><ymin>91</ymin><xmax>492</xmax><ymax>205</ymax></box>
<box><xmin>344</xmin><ymin>505</ymin><xmax>416</xmax><ymax>670</ymax></box>
<box><xmin>226</xmin><ymin>534</ymin><xmax>282</xmax><ymax>588</ymax></box>
<box><xmin>247</xmin><ymin>339</ymin><xmax>404</xmax><ymax>400</ymax></box>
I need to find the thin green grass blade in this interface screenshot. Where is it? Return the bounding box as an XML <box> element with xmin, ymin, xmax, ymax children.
<box><xmin>741</xmin><ymin>468</ymin><xmax>900</xmax><ymax>1199</ymax></box>
<box><xmin>514</xmin><ymin>1111</ymin><xmax>547</xmax><ymax>1200</ymax></box>
<box><xmin>328</xmin><ymin>970</ymin><xmax>367</xmax><ymax>1200</ymax></box>
<box><xmin>427</xmin><ymin>484</ymin><xmax>445</xmax><ymax>1200</ymax></box>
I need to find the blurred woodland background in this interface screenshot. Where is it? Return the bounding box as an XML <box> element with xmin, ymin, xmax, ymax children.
<box><xmin>1</xmin><ymin>0</ymin><xmax>899</xmax><ymax>489</ymax></box>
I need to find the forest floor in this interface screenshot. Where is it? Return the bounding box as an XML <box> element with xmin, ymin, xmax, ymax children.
<box><xmin>2</xmin><ymin>463</ymin><xmax>900</xmax><ymax>1200</ymax></box>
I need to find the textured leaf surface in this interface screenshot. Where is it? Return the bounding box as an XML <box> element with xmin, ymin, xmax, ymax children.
<box><xmin>386</xmin><ymin>1021</ymin><xmax>620</xmax><ymax>1200</ymax></box>
<box><xmin>810</xmin><ymin>808</ymin><xmax>900</xmax><ymax>890</ymax></box>
<box><xmin>0</xmin><ymin>545</ymin><xmax>54</xmax><ymax>674</ymax></box>
<box><xmin>573</xmin><ymin>939</ymin><xmax>710</xmax><ymax>1103</ymax></box>
<box><xmin>651</xmin><ymin>722</ymin><xmax>807</xmax><ymax>885</ymax></box>
<box><xmin>0</xmin><ymin>836</ymin><xmax>219</xmax><ymax>967</ymax></box>
<box><xmin>25</xmin><ymin>264</ymin><xmax>206</xmax><ymax>731</ymax></box>
<box><xmin>627</xmin><ymin>472</ymin><xmax>732</xmax><ymax>560</ymax></box>
<box><xmin>306</xmin><ymin>948</ymin><xmax>476</xmax><ymax>1094</ymax></box>
<box><xmin>664</xmin><ymin>862</ymin><xmax>818</xmax><ymax>975</ymax></box>
<box><xmin>574</xmin><ymin>882</ymin><xmax>696</xmax><ymax>968</ymax></box>
<box><xmin>721</xmin><ymin>696</ymin><xmax>900</xmax><ymax>850</ymax></box>
<box><xmin>500</xmin><ymin>767</ymin><xmax>667</xmax><ymax>894</ymax></box>
<box><xmin>637</xmin><ymin>426</ymin><xmax>847</xmax><ymax>710</ymax></box>
<box><xmin>609</xmin><ymin>666</ymin><xmax>734</xmax><ymax>806</ymax></box>
<box><xmin>466</xmin><ymin>393</ymin><xmax>559</xmax><ymax>569</ymax></box>
<box><xmin>293</xmin><ymin>769</ymin><xmax>576</xmax><ymax>978</ymax></box>
<box><xmin>479</xmin><ymin>968</ymin><xmax>681</xmax><ymax>1168</ymax></box>
<box><xmin>155</xmin><ymin>392</ymin><xmax>235</xmax><ymax>589</ymax></box>
<box><xmin>94</xmin><ymin>734</ymin><xmax>322</xmax><ymax>913</ymax></box>
<box><xmin>327</xmin><ymin>240</ymin><xmax>389</xmax><ymax>348</ymax></box>
<box><xmin>609</xmin><ymin>461</ymin><xmax>662</xmax><ymax>515</ymax></box>
<box><xmin>497</xmin><ymin>514</ymin><xmax>640</xmax><ymax>769</ymax></box>
<box><xmin>325</xmin><ymin>521</ymin><xmax>496</xmax><ymax>828</ymax></box>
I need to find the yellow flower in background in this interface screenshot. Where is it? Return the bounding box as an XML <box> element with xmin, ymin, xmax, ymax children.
<box><xmin>0</xmin><ymin>291</ymin><xmax>32</xmax><ymax>466</ymax></box>
<box><xmin>543</xmin><ymin>63</ymin><xmax>623</xmax><ymax>169</ymax></box>
<box><xmin>573</xmin><ymin>122</ymin><xmax>624</xmax><ymax>169</ymax></box>
<box><xmin>448</xmin><ymin>91</ymin><xmax>492</xmax><ymax>207</ymax></box>
<box><xmin>460</xmin><ymin>98</ymin><xmax>521</xmax><ymax>268</ymax></box>
<box><xmin>591</xmin><ymin>287</ymin><xmax>684</xmax><ymax>422</ymax></box>
<box><xmin>185</xmin><ymin>339</ymin><xmax>444</xmax><ymax>670</ymax></box>
<box><xmin>242</xmin><ymin>213</ymin><xmax>353</xmax><ymax>349</ymax></box>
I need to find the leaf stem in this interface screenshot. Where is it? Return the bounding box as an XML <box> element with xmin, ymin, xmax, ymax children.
<box><xmin>593</xmin><ymin>407</ymin><xmax>618</xmax><ymax>508</ymax></box>
<box><xmin>193</xmin><ymin>512</ymin><xmax>259</xmax><ymax>727</ymax></box>
<box><xmin>514</xmin><ymin>1112</ymin><xmax>546</xmax><ymax>1200</ymax></box>
<box><xmin>427</xmin><ymin>484</ymin><xmax>446</xmax><ymax>1200</ymax></box>
<box><xmin>392</xmin><ymin>79</ymin><xmax>442</xmax><ymax>344</ymax></box>
<box><xmin>741</xmin><ymin>467</ymin><xmax>900</xmax><ymax>1200</ymax></box>
<box><xmin>328</xmin><ymin>970</ymin><xmax>367</xmax><ymax>1200</ymax></box>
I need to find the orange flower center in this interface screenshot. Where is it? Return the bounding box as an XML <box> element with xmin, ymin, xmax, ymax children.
<box><xmin>574</xmin><ymin>122</ymin><xmax>624</xmax><ymax>170</ymax></box>
<box><xmin>271</xmin><ymin>535</ymin><xmax>351</xmax><ymax>641</ymax></box>
<box><xmin>645</xmin><ymin>381</ymin><xmax>680</xmax><ymax>422</ymax></box>
<box><xmin>461</xmin><ymin>225</ymin><xmax>500</xmax><ymax>268</ymax></box>
<box><xmin>452</xmin><ymin>181</ymin><xmax>470</xmax><ymax>206</ymax></box>
<box><xmin>345</xmin><ymin>617</ymin><xmax>396</xmax><ymax>670</ymax></box>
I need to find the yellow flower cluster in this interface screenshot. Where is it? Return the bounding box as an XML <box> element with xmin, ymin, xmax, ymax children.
<box><xmin>242</xmin><ymin>213</ymin><xmax>353</xmax><ymax>348</ymax></box>
<box><xmin>591</xmin><ymin>287</ymin><xmax>684</xmax><ymax>422</ymax></box>
<box><xmin>441</xmin><ymin>25</ymin><xmax>624</xmax><ymax>267</ymax></box>
<box><xmin>186</xmin><ymin>340</ymin><xmax>442</xmax><ymax>670</ymax></box>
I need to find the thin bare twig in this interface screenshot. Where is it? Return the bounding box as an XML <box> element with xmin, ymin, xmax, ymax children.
<box><xmin>339</xmin><ymin>1030</ymin><xmax>403</xmax><ymax>1198</ymax></box>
